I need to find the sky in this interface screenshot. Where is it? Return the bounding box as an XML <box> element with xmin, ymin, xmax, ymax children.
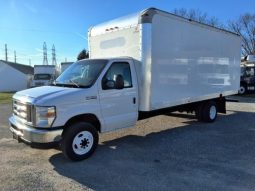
<box><xmin>0</xmin><ymin>0</ymin><xmax>254</xmax><ymax>66</ymax></box>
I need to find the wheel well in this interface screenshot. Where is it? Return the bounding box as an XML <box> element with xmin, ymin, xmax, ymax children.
<box><xmin>214</xmin><ymin>98</ymin><xmax>226</xmax><ymax>113</ymax></box>
<box><xmin>193</xmin><ymin>98</ymin><xmax>226</xmax><ymax>114</ymax></box>
<box><xmin>63</xmin><ymin>114</ymin><xmax>101</xmax><ymax>134</ymax></box>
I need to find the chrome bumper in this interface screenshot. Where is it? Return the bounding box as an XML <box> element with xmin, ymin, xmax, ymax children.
<box><xmin>9</xmin><ymin>116</ymin><xmax>63</xmax><ymax>143</ymax></box>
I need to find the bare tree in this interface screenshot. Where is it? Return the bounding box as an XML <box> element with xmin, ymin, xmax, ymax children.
<box><xmin>229</xmin><ymin>13</ymin><xmax>255</xmax><ymax>56</ymax></box>
<box><xmin>173</xmin><ymin>8</ymin><xmax>188</xmax><ymax>18</ymax></box>
<box><xmin>207</xmin><ymin>17</ymin><xmax>221</xmax><ymax>27</ymax></box>
<box><xmin>77</xmin><ymin>49</ymin><xmax>89</xmax><ymax>60</ymax></box>
<box><xmin>173</xmin><ymin>8</ymin><xmax>222</xmax><ymax>28</ymax></box>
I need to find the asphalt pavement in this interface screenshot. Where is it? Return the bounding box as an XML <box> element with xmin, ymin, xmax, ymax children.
<box><xmin>0</xmin><ymin>96</ymin><xmax>255</xmax><ymax>191</ymax></box>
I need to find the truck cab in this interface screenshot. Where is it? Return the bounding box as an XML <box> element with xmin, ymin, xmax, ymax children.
<box><xmin>10</xmin><ymin>58</ymin><xmax>138</xmax><ymax>160</ymax></box>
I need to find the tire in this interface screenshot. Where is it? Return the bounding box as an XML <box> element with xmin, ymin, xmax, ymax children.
<box><xmin>61</xmin><ymin>122</ymin><xmax>98</xmax><ymax>161</ymax></box>
<box><xmin>202</xmin><ymin>101</ymin><xmax>217</xmax><ymax>123</ymax></box>
<box><xmin>195</xmin><ymin>103</ymin><xmax>204</xmax><ymax>121</ymax></box>
<box><xmin>238</xmin><ymin>85</ymin><xmax>246</xmax><ymax>95</ymax></box>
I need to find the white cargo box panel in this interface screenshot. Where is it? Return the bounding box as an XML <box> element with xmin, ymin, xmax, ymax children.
<box><xmin>34</xmin><ymin>65</ymin><xmax>56</xmax><ymax>74</ymax></box>
<box><xmin>89</xmin><ymin>13</ymin><xmax>141</xmax><ymax>61</ymax></box>
<box><xmin>89</xmin><ymin>8</ymin><xmax>241</xmax><ymax>111</ymax></box>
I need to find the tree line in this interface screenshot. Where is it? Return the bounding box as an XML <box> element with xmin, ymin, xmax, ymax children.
<box><xmin>77</xmin><ymin>8</ymin><xmax>255</xmax><ymax>60</ymax></box>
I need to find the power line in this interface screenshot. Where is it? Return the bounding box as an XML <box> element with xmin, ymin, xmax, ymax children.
<box><xmin>0</xmin><ymin>27</ymin><xmax>74</xmax><ymax>35</ymax></box>
<box><xmin>1</xmin><ymin>43</ymin><xmax>74</xmax><ymax>65</ymax></box>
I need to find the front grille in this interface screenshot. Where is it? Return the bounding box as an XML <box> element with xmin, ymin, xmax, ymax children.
<box><xmin>13</xmin><ymin>100</ymin><xmax>32</xmax><ymax>122</ymax></box>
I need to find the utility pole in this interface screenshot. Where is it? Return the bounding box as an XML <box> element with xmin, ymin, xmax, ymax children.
<box><xmin>29</xmin><ymin>59</ymin><xmax>31</xmax><ymax>66</ymax></box>
<box><xmin>43</xmin><ymin>42</ymin><xmax>48</xmax><ymax>65</ymax></box>
<box><xmin>14</xmin><ymin>51</ymin><xmax>16</xmax><ymax>63</ymax></box>
<box><xmin>5</xmin><ymin>44</ymin><xmax>8</xmax><ymax>61</ymax></box>
<box><xmin>52</xmin><ymin>44</ymin><xmax>57</xmax><ymax>65</ymax></box>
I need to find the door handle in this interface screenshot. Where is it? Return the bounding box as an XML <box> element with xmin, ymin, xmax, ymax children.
<box><xmin>133</xmin><ymin>97</ymin><xmax>136</xmax><ymax>104</ymax></box>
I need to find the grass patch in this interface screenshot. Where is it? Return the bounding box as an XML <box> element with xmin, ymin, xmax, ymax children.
<box><xmin>0</xmin><ymin>92</ymin><xmax>14</xmax><ymax>104</ymax></box>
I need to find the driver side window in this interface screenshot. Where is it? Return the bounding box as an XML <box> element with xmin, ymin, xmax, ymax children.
<box><xmin>102</xmin><ymin>62</ymin><xmax>132</xmax><ymax>90</ymax></box>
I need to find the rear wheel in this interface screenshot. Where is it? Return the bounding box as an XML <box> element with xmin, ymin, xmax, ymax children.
<box><xmin>202</xmin><ymin>101</ymin><xmax>217</xmax><ymax>122</ymax></box>
<box><xmin>61</xmin><ymin>122</ymin><xmax>98</xmax><ymax>161</ymax></box>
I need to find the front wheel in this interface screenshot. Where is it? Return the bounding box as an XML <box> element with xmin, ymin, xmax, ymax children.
<box><xmin>61</xmin><ymin>122</ymin><xmax>98</xmax><ymax>161</ymax></box>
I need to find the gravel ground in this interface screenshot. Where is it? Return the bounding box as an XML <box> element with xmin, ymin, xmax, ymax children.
<box><xmin>0</xmin><ymin>96</ymin><xmax>255</xmax><ymax>191</ymax></box>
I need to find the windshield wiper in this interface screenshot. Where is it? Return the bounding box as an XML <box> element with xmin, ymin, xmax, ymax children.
<box><xmin>51</xmin><ymin>80</ymin><xmax>83</xmax><ymax>88</ymax></box>
<box><xmin>69</xmin><ymin>79</ymin><xmax>80</xmax><ymax>88</ymax></box>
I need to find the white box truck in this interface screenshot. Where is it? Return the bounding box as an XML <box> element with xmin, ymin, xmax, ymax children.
<box><xmin>31</xmin><ymin>65</ymin><xmax>56</xmax><ymax>87</ymax></box>
<box><xmin>9</xmin><ymin>8</ymin><xmax>241</xmax><ymax>161</ymax></box>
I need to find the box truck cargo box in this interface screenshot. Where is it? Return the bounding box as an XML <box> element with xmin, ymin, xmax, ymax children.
<box><xmin>89</xmin><ymin>8</ymin><xmax>241</xmax><ymax>111</ymax></box>
<box><xmin>9</xmin><ymin>8</ymin><xmax>241</xmax><ymax>161</ymax></box>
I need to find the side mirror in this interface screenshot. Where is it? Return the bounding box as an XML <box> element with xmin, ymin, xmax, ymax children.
<box><xmin>115</xmin><ymin>74</ymin><xmax>124</xmax><ymax>89</ymax></box>
<box><xmin>105</xmin><ymin>80</ymin><xmax>115</xmax><ymax>89</ymax></box>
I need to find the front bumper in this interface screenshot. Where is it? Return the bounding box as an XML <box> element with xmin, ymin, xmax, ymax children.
<box><xmin>9</xmin><ymin>116</ymin><xmax>63</xmax><ymax>143</ymax></box>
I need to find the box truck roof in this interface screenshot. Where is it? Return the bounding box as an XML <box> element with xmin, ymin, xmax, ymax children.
<box><xmin>89</xmin><ymin>7</ymin><xmax>239</xmax><ymax>37</ymax></box>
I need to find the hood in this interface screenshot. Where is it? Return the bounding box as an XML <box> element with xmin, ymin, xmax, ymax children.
<box><xmin>13</xmin><ymin>86</ymin><xmax>95</xmax><ymax>105</ymax></box>
<box><xmin>15</xmin><ymin>86</ymin><xmax>66</xmax><ymax>99</ymax></box>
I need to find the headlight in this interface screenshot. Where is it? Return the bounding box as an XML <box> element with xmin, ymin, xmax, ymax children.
<box><xmin>35</xmin><ymin>106</ymin><xmax>56</xmax><ymax>128</ymax></box>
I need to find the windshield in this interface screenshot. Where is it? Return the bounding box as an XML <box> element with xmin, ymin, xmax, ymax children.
<box><xmin>55</xmin><ymin>59</ymin><xmax>108</xmax><ymax>88</ymax></box>
<box><xmin>34</xmin><ymin>74</ymin><xmax>52</xmax><ymax>80</ymax></box>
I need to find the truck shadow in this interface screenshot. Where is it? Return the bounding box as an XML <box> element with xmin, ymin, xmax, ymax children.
<box><xmin>49</xmin><ymin>111</ymin><xmax>255</xmax><ymax>191</ymax></box>
<box><xmin>164</xmin><ymin>112</ymin><xmax>197</xmax><ymax>120</ymax></box>
<box><xmin>227</xmin><ymin>95</ymin><xmax>255</xmax><ymax>103</ymax></box>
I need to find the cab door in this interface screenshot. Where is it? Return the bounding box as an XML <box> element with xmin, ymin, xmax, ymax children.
<box><xmin>98</xmin><ymin>60</ymin><xmax>138</xmax><ymax>132</ymax></box>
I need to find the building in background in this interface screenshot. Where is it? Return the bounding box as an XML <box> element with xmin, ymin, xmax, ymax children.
<box><xmin>0</xmin><ymin>60</ymin><xmax>34</xmax><ymax>92</ymax></box>
<box><xmin>60</xmin><ymin>62</ymin><xmax>73</xmax><ymax>74</ymax></box>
